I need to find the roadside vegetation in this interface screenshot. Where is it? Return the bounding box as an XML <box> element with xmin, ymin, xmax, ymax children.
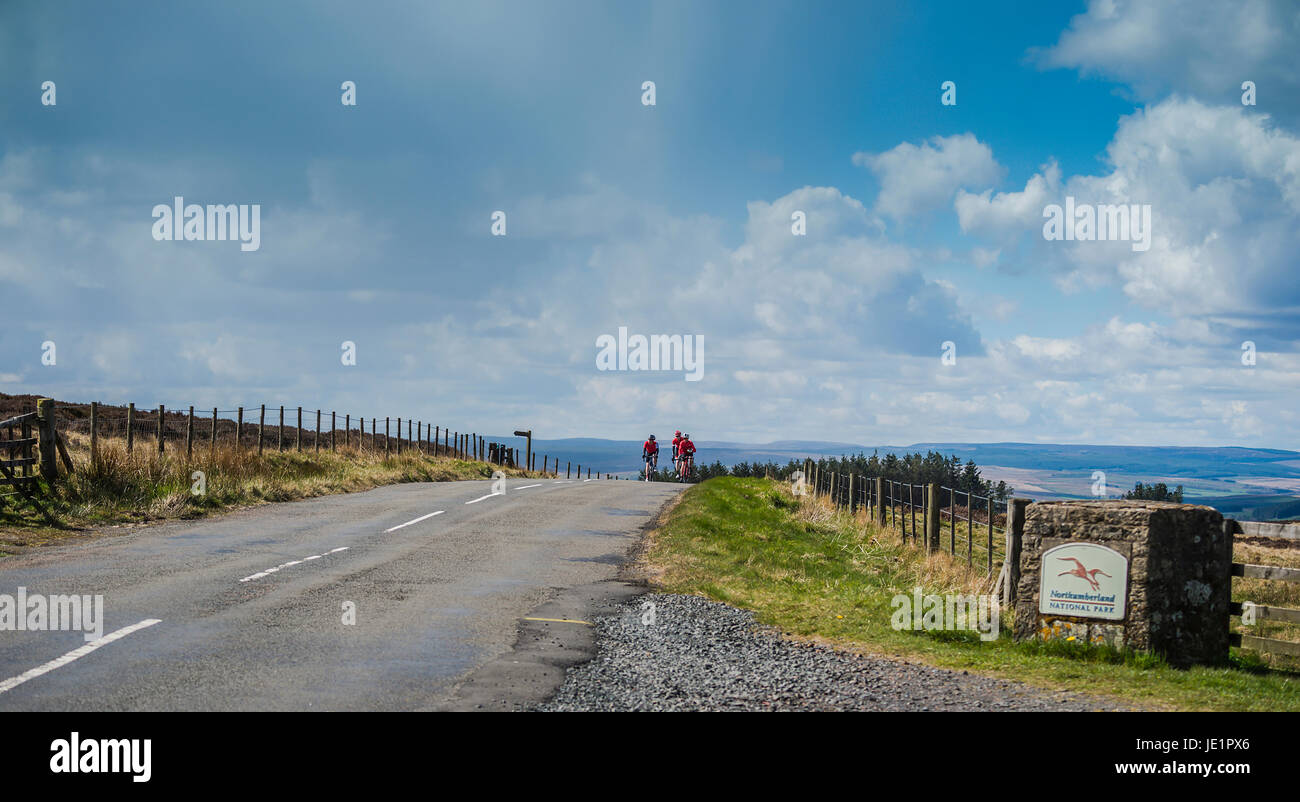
<box><xmin>638</xmin><ymin>476</ymin><xmax>1300</xmax><ymax>711</ymax></box>
<box><xmin>0</xmin><ymin>430</ymin><xmax>541</xmax><ymax>555</ymax></box>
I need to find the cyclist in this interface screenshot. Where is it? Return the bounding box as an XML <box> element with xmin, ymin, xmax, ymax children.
<box><xmin>671</xmin><ymin>430</ymin><xmax>683</xmax><ymax>471</ymax></box>
<box><xmin>677</xmin><ymin>433</ymin><xmax>696</xmax><ymax>482</ymax></box>
<box><xmin>642</xmin><ymin>434</ymin><xmax>659</xmax><ymax>481</ymax></box>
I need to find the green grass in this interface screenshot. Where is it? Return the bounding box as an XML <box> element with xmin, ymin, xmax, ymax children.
<box><xmin>640</xmin><ymin>476</ymin><xmax>1300</xmax><ymax>711</ymax></box>
<box><xmin>0</xmin><ymin>433</ymin><xmax>544</xmax><ymax>553</ymax></box>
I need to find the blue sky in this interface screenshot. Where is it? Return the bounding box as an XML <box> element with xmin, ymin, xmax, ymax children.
<box><xmin>3</xmin><ymin>1</ymin><xmax>1299</xmax><ymax>448</ymax></box>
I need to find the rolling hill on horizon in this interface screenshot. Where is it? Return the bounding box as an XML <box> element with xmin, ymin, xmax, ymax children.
<box><xmin>493</xmin><ymin>435</ymin><xmax>1300</xmax><ymax>519</ymax></box>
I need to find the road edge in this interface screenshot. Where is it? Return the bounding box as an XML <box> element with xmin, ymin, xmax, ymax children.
<box><xmin>427</xmin><ymin>487</ymin><xmax>686</xmax><ymax>711</ymax></box>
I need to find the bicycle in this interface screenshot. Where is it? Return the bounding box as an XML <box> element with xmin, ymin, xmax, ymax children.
<box><xmin>644</xmin><ymin>453</ymin><xmax>658</xmax><ymax>481</ymax></box>
<box><xmin>678</xmin><ymin>453</ymin><xmax>694</xmax><ymax>483</ymax></box>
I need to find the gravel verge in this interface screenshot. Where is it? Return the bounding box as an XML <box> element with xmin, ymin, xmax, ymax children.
<box><xmin>538</xmin><ymin>593</ymin><xmax>1138</xmax><ymax>711</ymax></box>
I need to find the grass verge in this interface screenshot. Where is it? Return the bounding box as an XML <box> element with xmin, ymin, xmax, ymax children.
<box><xmin>0</xmin><ymin>432</ymin><xmax>544</xmax><ymax>555</ymax></box>
<box><xmin>637</xmin><ymin>476</ymin><xmax>1300</xmax><ymax>711</ymax></box>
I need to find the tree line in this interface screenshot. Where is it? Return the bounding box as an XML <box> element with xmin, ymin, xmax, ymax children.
<box><xmin>653</xmin><ymin>449</ymin><xmax>1013</xmax><ymax>502</ymax></box>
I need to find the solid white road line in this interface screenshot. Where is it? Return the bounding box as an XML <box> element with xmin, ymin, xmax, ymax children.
<box><xmin>465</xmin><ymin>492</ymin><xmax>502</xmax><ymax>504</ymax></box>
<box><xmin>239</xmin><ymin>547</ymin><xmax>349</xmax><ymax>583</ymax></box>
<box><xmin>0</xmin><ymin>618</ymin><xmax>162</xmax><ymax>696</ymax></box>
<box><xmin>515</xmin><ymin>484</ymin><xmax>542</xmax><ymax>490</ymax></box>
<box><xmin>385</xmin><ymin>510</ymin><xmax>445</xmax><ymax>532</ymax></box>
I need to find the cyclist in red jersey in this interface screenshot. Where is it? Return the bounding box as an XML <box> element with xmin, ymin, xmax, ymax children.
<box><xmin>676</xmin><ymin>434</ymin><xmax>696</xmax><ymax>482</ymax></box>
<box><xmin>642</xmin><ymin>434</ymin><xmax>659</xmax><ymax>480</ymax></box>
<box><xmin>671</xmin><ymin>430</ymin><xmax>683</xmax><ymax>471</ymax></box>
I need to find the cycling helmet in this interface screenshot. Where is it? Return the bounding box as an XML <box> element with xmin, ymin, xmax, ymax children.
<box><xmin>675</xmin><ymin>430</ymin><xmax>681</xmax><ymax>435</ymax></box>
<box><xmin>684</xmin><ymin>434</ymin><xmax>690</xmax><ymax>439</ymax></box>
<box><xmin>649</xmin><ymin>434</ymin><xmax>656</xmax><ymax>441</ymax></box>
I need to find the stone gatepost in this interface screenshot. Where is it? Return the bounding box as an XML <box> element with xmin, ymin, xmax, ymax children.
<box><xmin>1012</xmin><ymin>500</ymin><xmax>1232</xmax><ymax>667</ymax></box>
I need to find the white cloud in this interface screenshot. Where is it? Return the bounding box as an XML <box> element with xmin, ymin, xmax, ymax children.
<box><xmin>1033</xmin><ymin>0</ymin><xmax>1300</xmax><ymax>113</ymax></box>
<box><xmin>956</xmin><ymin>162</ymin><xmax>1061</xmax><ymax>237</ymax></box>
<box><xmin>956</xmin><ymin>97</ymin><xmax>1300</xmax><ymax>328</ymax></box>
<box><xmin>855</xmin><ymin>134</ymin><xmax>1003</xmax><ymax>222</ymax></box>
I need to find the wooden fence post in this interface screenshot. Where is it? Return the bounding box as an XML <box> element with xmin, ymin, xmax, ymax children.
<box><xmin>875</xmin><ymin>477</ymin><xmax>885</xmax><ymax>525</ymax></box>
<box><xmin>211</xmin><ymin>408</ymin><xmax>218</xmax><ymax>452</ymax></box>
<box><xmin>345</xmin><ymin>414</ymin><xmax>350</xmax><ymax>449</ymax></box>
<box><xmin>1004</xmin><ymin>498</ymin><xmax>1029</xmax><ymax>608</ymax></box>
<box><xmin>127</xmin><ymin>403</ymin><xmax>135</xmax><ymax>453</ymax></box>
<box><xmin>186</xmin><ymin>406</ymin><xmax>194</xmax><ymax>457</ymax></box>
<box><xmin>987</xmin><ymin>497</ymin><xmax>995</xmax><ymax>575</ymax></box>
<box><xmin>927</xmin><ymin>483</ymin><xmax>939</xmax><ymax>552</ymax></box>
<box><xmin>296</xmin><ymin>407</ymin><xmax>302</xmax><ymax>452</ymax></box>
<box><xmin>90</xmin><ymin>401</ymin><xmax>99</xmax><ymax>463</ymax></box>
<box><xmin>951</xmin><ymin>483</ymin><xmax>961</xmax><ymax>553</ymax></box>
<box><xmin>236</xmin><ymin>407</ymin><xmax>244</xmax><ymax>451</ymax></box>
<box><xmin>316</xmin><ymin>410</ymin><xmax>322</xmax><ymax>453</ymax></box>
<box><xmin>36</xmin><ymin>399</ymin><xmax>57</xmax><ymax>483</ymax></box>
<box><xmin>332</xmin><ymin>412</ymin><xmax>337</xmax><ymax>451</ymax></box>
<box><xmin>278</xmin><ymin>406</ymin><xmax>284</xmax><ymax>452</ymax></box>
<box><xmin>258</xmin><ymin>405</ymin><xmax>265</xmax><ymax>455</ymax></box>
<box><xmin>157</xmin><ymin>404</ymin><xmax>165</xmax><ymax>453</ymax></box>
<box><xmin>849</xmin><ymin>474</ymin><xmax>857</xmax><ymax>515</ymax></box>
<box><xmin>385</xmin><ymin>418</ymin><xmax>390</xmax><ymax>456</ymax></box>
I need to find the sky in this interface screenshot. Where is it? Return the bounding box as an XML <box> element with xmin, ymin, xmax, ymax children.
<box><xmin>2</xmin><ymin>0</ymin><xmax>1299</xmax><ymax>448</ymax></box>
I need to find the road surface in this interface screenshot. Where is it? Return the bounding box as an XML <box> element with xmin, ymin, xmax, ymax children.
<box><xmin>0</xmin><ymin>477</ymin><xmax>683</xmax><ymax>711</ymax></box>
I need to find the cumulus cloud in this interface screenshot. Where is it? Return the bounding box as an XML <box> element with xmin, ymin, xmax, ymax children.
<box><xmin>1032</xmin><ymin>0</ymin><xmax>1300</xmax><ymax>117</ymax></box>
<box><xmin>854</xmin><ymin>134</ymin><xmax>1003</xmax><ymax>222</ymax></box>
<box><xmin>955</xmin><ymin>97</ymin><xmax>1300</xmax><ymax>335</ymax></box>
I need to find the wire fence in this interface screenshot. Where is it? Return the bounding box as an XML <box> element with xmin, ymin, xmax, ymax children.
<box><xmin>807</xmin><ymin>465</ymin><xmax>1009</xmax><ymax>577</ymax></box>
<box><xmin>9</xmin><ymin>399</ymin><xmax>605</xmax><ymax>484</ymax></box>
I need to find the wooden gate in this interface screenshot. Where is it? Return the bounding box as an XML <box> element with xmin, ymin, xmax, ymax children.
<box><xmin>0</xmin><ymin>410</ymin><xmax>55</xmax><ymax>522</ymax></box>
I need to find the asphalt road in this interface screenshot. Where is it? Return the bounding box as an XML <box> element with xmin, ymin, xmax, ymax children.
<box><xmin>0</xmin><ymin>477</ymin><xmax>683</xmax><ymax>711</ymax></box>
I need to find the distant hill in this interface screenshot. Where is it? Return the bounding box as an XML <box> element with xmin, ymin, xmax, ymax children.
<box><xmin>10</xmin><ymin>394</ymin><xmax>1298</xmax><ymax>520</ymax></box>
<box><xmin>490</xmin><ymin>436</ymin><xmax>1300</xmax><ymax>520</ymax></box>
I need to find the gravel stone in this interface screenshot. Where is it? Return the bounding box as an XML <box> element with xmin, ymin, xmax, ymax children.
<box><xmin>537</xmin><ymin>593</ymin><xmax>1137</xmax><ymax>711</ymax></box>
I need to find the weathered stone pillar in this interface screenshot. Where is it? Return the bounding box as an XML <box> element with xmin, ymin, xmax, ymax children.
<box><xmin>1012</xmin><ymin>500</ymin><xmax>1232</xmax><ymax>667</ymax></box>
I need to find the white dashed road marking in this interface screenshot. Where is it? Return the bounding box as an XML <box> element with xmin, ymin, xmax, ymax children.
<box><xmin>0</xmin><ymin>618</ymin><xmax>162</xmax><ymax>696</ymax></box>
<box><xmin>239</xmin><ymin>547</ymin><xmax>349</xmax><ymax>583</ymax></box>
<box><xmin>515</xmin><ymin>484</ymin><xmax>542</xmax><ymax>490</ymax></box>
<box><xmin>385</xmin><ymin>510</ymin><xmax>445</xmax><ymax>532</ymax></box>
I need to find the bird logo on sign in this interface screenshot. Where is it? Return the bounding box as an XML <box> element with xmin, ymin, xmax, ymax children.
<box><xmin>1057</xmin><ymin>557</ymin><xmax>1112</xmax><ymax>592</ymax></box>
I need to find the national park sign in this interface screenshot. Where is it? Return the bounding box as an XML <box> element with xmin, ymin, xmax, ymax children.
<box><xmin>1038</xmin><ymin>542</ymin><xmax>1129</xmax><ymax>621</ymax></box>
